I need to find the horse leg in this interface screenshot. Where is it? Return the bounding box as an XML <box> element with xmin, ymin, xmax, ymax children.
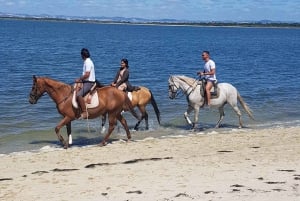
<box><xmin>144</xmin><ymin>112</ymin><xmax>149</xmax><ymax>130</ymax></box>
<box><xmin>193</xmin><ymin>106</ymin><xmax>200</xmax><ymax>129</ymax></box>
<box><xmin>55</xmin><ymin>116</ymin><xmax>72</xmax><ymax>149</ymax></box>
<box><xmin>66</xmin><ymin>122</ymin><xmax>72</xmax><ymax>145</ymax></box>
<box><xmin>100</xmin><ymin>115</ymin><xmax>106</xmax><ymax>134</ymax></box>
<box><xmin>226</xmin><ymin>93</ymin><xmax>244</xmax><ymax>128</ymax></box>
<box><xmin>236</xmin><ymin>106</ymin><xmax>243</xmax><ymax>128</ymax></box>
<box><xmin>134</xmin><ymin>106</ymin><xmax>148</xmax><ymax>130</ymax></box>
<box><xmin>215</xmin><ymin>106</ymin><xmax>225</xmax><ymax>128</ymax></box>
<box><xmin>134</xmin><ymin>118</ymin><xmax>142</xmax><ymax>131</ymax></box>
<box><xmin>231</xmin><ymin>104</ymin><xmax>243</xmax><ymax>128</ymax></box>
<box><xmin>99</xmin><ymin>114</ymin><xmax>117</xmax><ymax>146</ymax></box>
<box><xmin>117</xmin><ymin>113</ymin><xmax>131</xmax><ymax>141</ymax></box>
<box><xmin>184</xmin><ymin>105</ymin><xmax>195</xmax><ymax>128</ymax></box>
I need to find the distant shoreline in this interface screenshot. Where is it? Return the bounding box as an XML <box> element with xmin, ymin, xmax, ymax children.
<box><xmin>1</xmin><ymin>16</ymin><xmax>299</xmax><ymax>28</ymax></box>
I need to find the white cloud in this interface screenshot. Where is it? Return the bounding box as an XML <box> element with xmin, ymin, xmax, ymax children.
<box><xmin>0</xmin><ymin>0</ymin><xmax>299</xmax><ymax>21</ymax></box>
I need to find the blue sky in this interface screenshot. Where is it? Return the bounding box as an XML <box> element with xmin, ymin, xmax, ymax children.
<box><xmin>1</xmin><ymin>0</ymin><xmax>299</xmax><ymax>22</ymax></box>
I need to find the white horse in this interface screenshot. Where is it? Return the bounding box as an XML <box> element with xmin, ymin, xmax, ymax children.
<box><xmin>168</xmin><ymin>75</ymin><xmax>254</xmax><ymax>129</ymax></box>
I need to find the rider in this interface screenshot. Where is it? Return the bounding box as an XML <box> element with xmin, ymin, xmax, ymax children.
<box><xmin>197</xmin><ymin>50</ymin><xmax>217</xmax><ymax>107</ymax></box>
<box><xmin>75</xmin><ymin>48</ymin><xmax>96</xmax><ymax>119</ymax></box>
<box><xmin>111</xmin><ymin>58</ymin><xmax>140</xmax><ymax>92</ymax></box>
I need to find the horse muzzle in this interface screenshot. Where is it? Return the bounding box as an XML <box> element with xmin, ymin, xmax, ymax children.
<box><xmin>168</xmin><ymin>91</ymin><xmax>176</xmax><ymax>99</ymax></box>
<box><xmin>29</xmin><ymin>93</ymin><xmax>39</xmax><ymax>104</ymax></box>
<box><xmin>29</xmin><ymin>97</ymin><xmax>37</xmax><ymax>104</ymax></box>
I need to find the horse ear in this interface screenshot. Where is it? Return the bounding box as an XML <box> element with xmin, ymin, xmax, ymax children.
<box><xmin>33</xmin><ymin>75</ymin><xmax>37</xmax><ymax>82</ymax></box>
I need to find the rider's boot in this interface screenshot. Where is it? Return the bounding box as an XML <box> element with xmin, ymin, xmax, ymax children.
<box><xmin>77</xmin><ymin>96</ymin><xmax>88</xmax><ymax>119</ymax></box>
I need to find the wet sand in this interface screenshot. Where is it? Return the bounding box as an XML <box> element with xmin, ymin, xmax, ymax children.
<box><xmin>0</xmin><ymin>127</ymin><xmax>300</xmax><ymax>201</ymax></box>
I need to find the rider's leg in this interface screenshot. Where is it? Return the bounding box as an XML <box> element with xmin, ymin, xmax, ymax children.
<box><xmin>205</xmin><ymin>81</ymin><xmax>213</xmax><ymax>106</ymax></box>
<box><xmin>118</xmin><ymin>83</ymin><xmax>127</xmax><ymax>92</ymax></box>
<box><xmin>76</xmin><ymin>83</ymin><xmax>91</xmax><ymax>119</ymax></box>
<box><xmin>77</xmin><ymin>95</ymin><xmax>87</xmax><ymax>118</ymax></box>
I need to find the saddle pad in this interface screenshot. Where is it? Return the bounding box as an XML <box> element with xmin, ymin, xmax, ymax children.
<box><xmin>127</xmin><ymin>92</ymin><xmax>132</xmax><ymax>101</ymax></box>
<box><xmin>85</xmin><ymin>92</ymin><xmax>99</xmax><ymax>109</ymax></box>
<box><xmin>199</xmin><ymin>85</ymin><xmax>220</xmax><ymax>99</ymax></box>
<box><xmin>72</xmin><ymin>90</ymin><xmax>99</xmax><ymax>109</ymax></box>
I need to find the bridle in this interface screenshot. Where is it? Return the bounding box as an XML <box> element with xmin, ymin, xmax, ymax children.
<box><xmin>30</xmin><ymin>78</ymin><xmax>73</xmax><ymax>105</ymax></box>
<box><xmin>29</xmin><ymin>81</ymin><xmax>45</xmax><ymax>102</ymax></box>
<box><xmin>169</xmin><ymin>76</ymin><xmax>197</xmax><ymax>98</ymax></box>
<box><xmin>168</xmin><ymin>77</ymin><xmax>181</xmax><ymax>99</ymax></box>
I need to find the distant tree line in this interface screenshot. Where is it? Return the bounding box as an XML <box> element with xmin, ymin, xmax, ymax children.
<box><xmin>1</xmin><ymin>16</ymin><xmax>299</xmax><ymax>28</ymax></box>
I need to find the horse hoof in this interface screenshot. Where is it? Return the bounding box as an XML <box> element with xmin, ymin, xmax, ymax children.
<box><xmin>98</xmin><ymin>142</ymin><xmax>107</xmax><ymax>147</ymax></box>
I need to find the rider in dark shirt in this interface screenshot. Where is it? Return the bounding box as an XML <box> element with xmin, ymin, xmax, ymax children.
<box><xmin>111</xmin><ymin>58</ymin><xmax>140</xmax><ymax>92</ymax></box>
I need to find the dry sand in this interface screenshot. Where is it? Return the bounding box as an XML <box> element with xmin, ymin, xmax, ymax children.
<box><xmin>1</xmin><ymin>127</ymin><xmax>300</xmax><ymax>201</ymax></box>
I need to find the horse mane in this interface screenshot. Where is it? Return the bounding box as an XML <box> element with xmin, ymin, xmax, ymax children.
<box><xmin>176</xmin><ymin>75</ymin><xmax>197</xmax><ymax>87</ymax></box>
<box><xmin>38</xmin><ymin>76</ymin><xmax>72</xmax><ymax>93</ymax></box>
<box><xmin>41</xmin><ymin>77</ymin><xmax>70</xmax><ymax>87</ymax></box>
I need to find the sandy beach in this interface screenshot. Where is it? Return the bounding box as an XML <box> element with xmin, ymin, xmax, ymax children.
<box><xmin>1</xmin><ymin>127</ymin><xmax>300</xmax><ymax>201</ymax></box>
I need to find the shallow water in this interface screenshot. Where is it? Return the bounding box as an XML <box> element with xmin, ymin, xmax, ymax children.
<box><xmin>0</xmin><ymin>19</ymin><xmax>299</xmax><ymax>154</ymax></box>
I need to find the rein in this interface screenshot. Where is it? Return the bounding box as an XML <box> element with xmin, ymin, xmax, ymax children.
<box><xmin>49</xmin><ymin>84</ymin><xmax>74</xmax><ymax>106</ymax></box>
<box><xmin>41</xmin><ymin>81</ymin><xmax>74</xmax><ymax>106</ymax></box>
<box><xmin>169</xmin><ymin>77</ymin><xmax>182</xmax><ymax>99</ymax></box>
<box><xmin>172</xmin><ymin>76</ymin><xmax>198</xmax><ymax>98</ymax></box>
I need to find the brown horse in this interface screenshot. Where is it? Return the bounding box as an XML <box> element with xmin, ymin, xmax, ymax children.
<box><xmin>101</xmin><ymin>86</ymin><xmax>161</xmax><ymax>130</ymax></box>
<box><xmin>131</xmin><ymin>86</ymin><xmax>161</xmax><ymax>129</ymax></box>
<box><xmin>29</xmin><ymin>75</ymin><xmax>140</xmax><ymax>148</ymax></box>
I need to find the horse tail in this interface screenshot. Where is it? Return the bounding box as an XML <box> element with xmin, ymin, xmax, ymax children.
<box><xmin>237</xmin><ymin>93</ymin><xmax>255</xmax><ymax>120</ymax></box>
<box><xmin>149</xmin><ymin>90</ymin><xmax>161</xmax><ymax>125</ymax></box>
<box><xmin>123</xmin><ymin>95</ymin><xmax>141</xmax><ymax>121</ymax></box>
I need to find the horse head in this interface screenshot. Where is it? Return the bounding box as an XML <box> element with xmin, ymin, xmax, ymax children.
<box><xmin>29</xmin><ymin>75</ymin><xmax>45</xmax><ymax>104</ymax></box>
<box><xmin>168</xmin><ymin>75</ymin><xmax>180</xmax><ymax>99</ymax></box>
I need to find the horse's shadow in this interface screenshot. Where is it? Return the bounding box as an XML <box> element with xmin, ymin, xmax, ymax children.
<box><xmin>193</xmin><ymin>123</ymin><xmax>252</xmax><ymax>132</ymax></box>
<box><xmin>29</xmin><ymin>123</ymin><xmax>252</xmax><ymax>148</ymax></box>
<box><xmin>161</xmin><ymin>122</ymin><xmax>250</xmax><ymax>132</ymax></box>
<box><xmin>29</xmin><ymin>136</ymin><xmax>120</xmax><ymax>147</ymax></box>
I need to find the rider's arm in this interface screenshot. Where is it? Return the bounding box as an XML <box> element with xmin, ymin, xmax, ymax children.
<box><xmin>76</xmin><ymin>71</ymin><xmax>90</xmax><ymax>82</ymax></box>
<box><xmin>203</xmin><ymin>68</ymin><xmax>215</xmax><ymax>76</ymax></box>
<box><xmin>111</xmin><ymin>70</ymin><xmax>120</xmax><ymax>86</ymax></box>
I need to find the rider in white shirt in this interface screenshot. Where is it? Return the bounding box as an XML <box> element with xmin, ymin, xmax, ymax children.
<box><xmin>75</xmin><ymin>48</ymin><xmax>96</xmax><ymax>119</ymax></box>
<box><xmin>197</xmin><ymin>51</ymin><xmax>217</xmax><ymax>106</ymax></box>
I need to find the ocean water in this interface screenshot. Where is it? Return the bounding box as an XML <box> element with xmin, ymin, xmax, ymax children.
<box><xmin>0</xmin><ymin>19</ymin><xmax>299</xmax><ymax>154</ymax></box>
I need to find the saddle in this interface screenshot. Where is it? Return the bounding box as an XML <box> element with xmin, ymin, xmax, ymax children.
<box><xmin>199</xmin><ymin>79</ymin><xmax>220</xmax><ymax>99</ymax></box>
<box><xmin>72</xmin><ymin>82</ymin><xmax>100</xmax><ymax>109</ymax></box>
<box><xmin>124</xmin><ymin>84</ymin><xmax>140</xmax><ymax>101</ymax></box>
<box><xmin>124</xmin><ymin>87</ymin><xmax>140</xmax><ymax>102</ymax></box>
<box><xmin>126</xmin><ymin>84</ymin><xmax>141</xmax><ymax>92</ymax></box>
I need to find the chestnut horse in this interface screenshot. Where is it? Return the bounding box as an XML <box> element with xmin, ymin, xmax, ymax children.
<box><xmin>29</xmin><ymin>75</ymin><xmax>140</xmax><ymax>148</ymax></box>
<box><xmin>101</xmin><ymin>86</ymin><xmax>161</xmax><ymax>130</ymax></box>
